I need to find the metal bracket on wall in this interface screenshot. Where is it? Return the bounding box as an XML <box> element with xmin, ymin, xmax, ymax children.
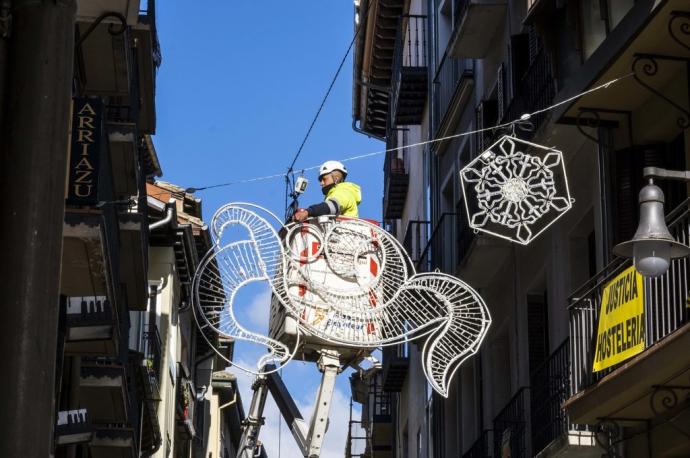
<box><xmin>649</xmin><ymin>383</ymin><xmax>690</xmax><ymax>439</ymax></box>
<box><xmin>668</xmin><ymin>11</ymin><xmax>690</xmax><ymax>53</ymax></box>
<box><xmin>74</xmin><ymin>11</ymin><xmax>127</xmax><ymax>50</ymax></box>
<box><xmin>631</xmin><ymin>53</ymin><xmax>690</xmax><ymax>130</ymax></box>
<box><xmin>575</xmin><ymin>107</ymin><xmax>629</xmax><ymax>145</ymax></box>
<box><xmin>594</xmin><ymin>417</ymin><xmax>648</xmax><ymax>458</ymax></box>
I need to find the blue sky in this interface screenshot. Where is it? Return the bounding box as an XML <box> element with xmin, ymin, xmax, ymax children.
<box><xmin>155</xmin><ymin>2</ymin><xmax>382</xmax><ymax>456</ymax></box>
<box><xmin>155</xmin><ymin>1</ymin><xmax>383</xmax><ymax>220</ymax></box>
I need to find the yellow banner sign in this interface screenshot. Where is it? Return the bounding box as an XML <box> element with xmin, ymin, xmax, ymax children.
<box><xmin>593</xmin><ymin>266</ymin><xmax>645</xmax><ymax>372</ymax></box>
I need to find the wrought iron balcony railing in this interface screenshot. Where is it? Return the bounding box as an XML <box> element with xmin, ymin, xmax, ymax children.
<box><xmin>501</xmin><ymin>49</ymin><xmax>555</xmax><ymax>138</ymax></box>
<box><xmin>141</xmin><ymin>323</ymin><xmax>162</xmax><ymax>392</ymax></box>
<box><xmin>403</xmin><ymin>219</ymin><xmax>430</xmax><ymax>264</ymax></box>
<box><xmin>462</xmin><ymin>429</ymin><xmax>494</xmax><ymax>458</ymax></box>
<box><xmin>493</xmin><ymin>387</ymin><xmax>529</xmax><ymax>458</ymax></box>
<box><xmin>390</xmin><ymin>15</ymin><xmax>428</xmax><ymax>126</ymax></box>
<box><xmin>569</xmin><ymin>198</ymin><xmax>690</xmax><ymax>396</ymax></box>
<box><xmin>417</xmin><ymin>212</ymin><xmax>474</xmax><ymax>274</ymax></box>
<box><xmin>138</xmin><ymin>0</ymin><xmax>162</xmax><ymax>67</ymax></box>
<box><xmin>176</xmin><ymin>363</ymin><xmax>197</xmax><ymax>439</ymax></box>
<box><xmin>383</xmin><ymin>128</ymin><xmax>409</xmax><ymax>220</ymax></box>
<box><xmin>530</xmin><ymin>339</ymin><xmax>570</xmax><ymax>454</ymax></box>
<box><xmin>370</xmin><ymin>387</ymin><xmax>392</xmax><ymax>423</ymax></box>
<box><xmin>381</xmin><ymin>343</ymin><xmax>409</xmax><ymax>392</ymax></box>
<box><xmin>432</xmin><ymin>52</ymin><xmax>474</xmax><ymax>137</ymax></box>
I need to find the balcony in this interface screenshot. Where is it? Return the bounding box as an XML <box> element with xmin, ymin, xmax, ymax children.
<box><xmin>63</xmin><ymin>295</ymin><xmax>119</xmax><ymax>356</ymax></box>
<box><xmin>492</xmin><ymin>387</ymin><xmax>529</xmax><ymax>458</ymax></box>
<box><xmin>381</xmin><ymin>343</ymin><xmax>409</xmax><ymax>392</ymax></box>
<box><xmin>565</xmin><ymin>199</ymin><xmax>690</xmax><ymax>438</ymax></box>
<box><xmin>75</xmin><ymin>20</ymin><xmax>133</xmax><ymax>98</ymax></box>
<box><xmin>447</xmin><ymin>0</ymin><xmax>507</xmax><ymax>59</ymax></box>
<box><xmin>462</xmin><ymin>429</ymin><xmax>493</xmax><ymax>458</ymax></box>
<box><xmin>132</xmin><ymin>0</ymin><xmax>161</xmax><ymax>135</ymax></box>
<box><xmin>130</xmin><ymin>325</ymin><xmax>163</xmax><ymax>455</ymax></box>
<box><xmin>368</xmin><ymin>379</ymin><xmax>393</xmax><ymax>457</ymax></box>
<box><xmin>107</xmin><ymin>109</ymin><xmax>139</xmax><ymax>202</ymax></box>
<box><xmin>530</xmin><ymin>340</ymin><xmax>599</xmax><ymax>456</ymax></box>
<box><xmin>140</xmin><ymin>324</ymin><xmax>163</xmax><ymax>400</ymax></box>
<box><xmin>383</xmin><ymin>129</ymin><xmax>409</xmax><ymax>220</ymax></box>
<box><xmin>76</xmin><ymin>0</ymin><xmax>142</xmax><ymax>25</ymax></box>
<box><xmin>417</xmin><ymin>212</ymin><xmax>475</xmax><ymax>274</ymax></box>
<box><xmin>390</xmin><ymin>15</ymin><xmax>428</xmax><ymax>126</ymax></box>
<box><xmin>90</xmin><ymin>425</ymin><xmax>137</xmax><ymax>458</ymax></box>
<box><xmin>80</xmin><ymin>361</ymin><xmax>129</xmax><ymax>424</ymax></box>
<box><xmin>403</xmin><ymin>219</ymin><xmax>430</xmax><ymax>265</ymax></box>
<box><xmin>176</xmin><ymin>363</ymin><xmax>197</xmax><ymax>439</ymax></box>
<box><xmin>118</xmin><ymin>207</ymin><xmax>148</xmax><ymax>311</ymax></box>
<box><xmin>352</xmin><ymin>0</ymin><xmax>405</xmax><ymax>138</ymax></box>
<box><xmin>55</xmin><ymin>408</ymin><xmax>94</xmax><ymax>446</ymax></box>
<box><xmin>432</xmin><ymin>52</ymin><xmax>474</xmax><ymax>140</ymax></box>
<box><xmin>500</xmin><ymin>49</ymin><xmax>556</xmax><ymax>139</ymax></box>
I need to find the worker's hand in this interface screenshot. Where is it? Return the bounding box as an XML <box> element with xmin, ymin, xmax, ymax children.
<box><xmin>293</xmin><ymin>209</ymin><xmax>309</xmax><ymax>222</ymax></box>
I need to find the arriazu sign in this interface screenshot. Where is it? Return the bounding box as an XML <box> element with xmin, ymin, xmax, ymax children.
<box><xmin>593</xmin><ymin>266</ymin><xmax>645</xmax><ymax>372</ymax></box>
<box><xmin>66</xmin><ymin>97</ymin><xmax>102</xmax><ymax>206</ymax></box>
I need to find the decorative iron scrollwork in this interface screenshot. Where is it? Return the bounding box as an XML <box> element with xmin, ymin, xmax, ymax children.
<box><xmin>575</xmin><ymin>108</ymin><xmax>631</xmax><ymax>145</ymax></box>
<box><xmin>650</xmin><ymin>383</ymin><xmax>690</xmax><ymax>439</ymax></box>
<box><xmin>668</xmin><ymin>11</ymin><xmax>690</xmax><ymax>53</ymax></box>
<box><xmin>576</xmin><ymin>109</ymin><xmax>602</xmax><ymax>143</ymax></box>
<box><xmin>75</xmin><ymin>12</ymin><xmax>127</xmax><ymax>50</ymax></box>
<box><xmin>632</xmin><ymin>53</ymin><xmax>690</xmax><ymax>130</ymax></box>
<box><xmin>595</xmin><ymin>419</ymin><xmax>623</xmax><ymax>458</ymax></box>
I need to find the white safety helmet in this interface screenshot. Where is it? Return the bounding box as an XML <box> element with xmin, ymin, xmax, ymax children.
<box><xmin>318</xmin><ymin>160</ymin><xmax>348</xmax><ymax>179</ymax></box>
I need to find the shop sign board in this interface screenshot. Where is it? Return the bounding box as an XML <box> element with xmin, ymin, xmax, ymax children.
<box><xmin>67</xmin><ymin>97</ymin><xmax>102</xmax><ymax>206</ymax></box>
<box><xmin>593</xmin><ymin>266</ymin><xmax>645</xmax><ymax>372</ymax></box>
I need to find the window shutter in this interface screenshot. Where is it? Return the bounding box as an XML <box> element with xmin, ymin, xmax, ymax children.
<box><xmin>611</xmin><ymin>142</ymin><xmax>686</xmax><ymax>244</ymax></box>
<box><xmin>497</xmin><ymin>63</ymin><xmax>506</xmax><ymax>122</ymax></box>
<box><xmin>510</xmin><ymin>33</ymin><xmax>530</xmax><ymax>93</ymax></box>
<box><xmin>475</xmin><ymin>102</ymin><xmax>484</xmax><ymax>156</ymax></box>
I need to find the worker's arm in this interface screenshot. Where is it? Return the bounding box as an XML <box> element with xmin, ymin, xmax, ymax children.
<box><xmin>306</xmin><ymin>200</ymin><xmax>340</xmax><ymax>217</ymax></box>
<box><xmin>292</xmin><ymin>200</ymin><xmax>340</xmax><ymax>222</ymax></box>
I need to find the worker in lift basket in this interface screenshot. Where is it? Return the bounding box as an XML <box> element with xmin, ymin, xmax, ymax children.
<box><xmin>293</xmin><ymin>160</ymin><xmax>361</xmax><ymax>222</ymax></box>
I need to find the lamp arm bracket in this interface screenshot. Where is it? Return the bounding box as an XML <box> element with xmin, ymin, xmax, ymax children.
<box><xmin>643</xmin><ymin>167</ymin><xmax>690</xmax><ymax>182</ymax></box>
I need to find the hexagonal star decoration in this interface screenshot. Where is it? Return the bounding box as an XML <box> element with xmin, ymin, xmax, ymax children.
<box><xmin>459</xmin><ymin>135</ymin><xmax>573</xmax><ymax>245</ymax></box>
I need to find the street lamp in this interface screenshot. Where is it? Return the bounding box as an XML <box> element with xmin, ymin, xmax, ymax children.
<box><xmin>613</xmin><ymin>167</ymin><xmax>690</xmax><ymax>278</ymax></box>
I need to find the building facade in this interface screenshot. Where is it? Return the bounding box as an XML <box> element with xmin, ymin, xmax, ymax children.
<box><xmin>351</xmin><ymin>0</ymin><xmax>690</xmax><ymax>457</ymax></box>
<box><xmin>0</xmin><ymin>1</ymin><xmax>252</xmax><ymax>455</ymax></box>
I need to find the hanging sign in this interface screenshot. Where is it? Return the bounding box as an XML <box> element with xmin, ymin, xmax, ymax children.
<box><xmin>592</xmin><ymin>265</ymin><xmax>645</xmax><ymax>372</ymax></box>
<box><xmin>66</xmin><ymin>97</ymin><xmax>103</xmax><ymax>206</ymax></box>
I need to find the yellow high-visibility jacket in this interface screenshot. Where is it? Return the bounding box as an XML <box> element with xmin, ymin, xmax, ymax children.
<box><xmin>326</xmin><ymin>182</ymin><xmax>361</xmax><ymax>217</ymax></box>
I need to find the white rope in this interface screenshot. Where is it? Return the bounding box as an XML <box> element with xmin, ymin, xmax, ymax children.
<box><xmin>191</xmin><ymin>72</ymin><xmax>634</xmax><ymax>191</ymax></box>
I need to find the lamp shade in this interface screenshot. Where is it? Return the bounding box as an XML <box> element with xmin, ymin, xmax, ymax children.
<box><xmin>613</xmin><ymin>183</ymin><xmax>690</xmax><ymax>277</ymax></box>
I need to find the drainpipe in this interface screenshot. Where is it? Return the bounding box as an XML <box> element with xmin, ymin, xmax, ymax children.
<box><xmin>352</xmin><ymin>117</ymin><xmax>385</xmax><ymax>140</ymax></box>
<box><xmin>149</xmin><ymin>199</ymin><xmax>176</xmax><ymax>231</ymax></box>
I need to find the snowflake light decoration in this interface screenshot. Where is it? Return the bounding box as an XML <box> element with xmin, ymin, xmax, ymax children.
<box><xmin>460</xmin><ymin>135</ymin><xmax>573</xmax><ymax>245</ymax></box>
<box><xmin>192</xmin><ymin>203</ymin><xmax>492</xmax><ymax>397</ymax></box>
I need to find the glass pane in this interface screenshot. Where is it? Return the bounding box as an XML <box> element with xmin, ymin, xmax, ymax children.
<box><xmin>581</xmin><ymin>0</ymin><xmax>607</xmax><ymax>60</ymax></box>
<box><xmin>609</xmin><ymin>0</ymin><xmax>635</xmax><ymax>30</ymax></box>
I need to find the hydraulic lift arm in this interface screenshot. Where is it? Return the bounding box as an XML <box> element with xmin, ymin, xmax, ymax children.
<box><xmin>236</xmin><ymin>349</ymin><xmax>341</xmax><ymax>458</ymax></box>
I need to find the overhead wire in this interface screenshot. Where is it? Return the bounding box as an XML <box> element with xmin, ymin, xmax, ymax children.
<box><xmin>287</xmin><ymin>26</ymin><xmax>361</xmax><ymax>174</ymax></box>
<box><xmin>178</xmin><ymin>71</ymin><xmax>634</xmax><ymax>194</ymax></box>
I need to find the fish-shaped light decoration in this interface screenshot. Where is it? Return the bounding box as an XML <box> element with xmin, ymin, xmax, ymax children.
<box><xmin>192</xmin><ymin>202</ymin><xmax>491</xmax><ymax>397</ymax></box>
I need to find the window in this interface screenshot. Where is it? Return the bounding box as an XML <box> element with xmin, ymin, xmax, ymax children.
<box><xmin>580</xmin><ymin>0</ymin><xmax>635</xmax><ymax>60</ymax></box>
